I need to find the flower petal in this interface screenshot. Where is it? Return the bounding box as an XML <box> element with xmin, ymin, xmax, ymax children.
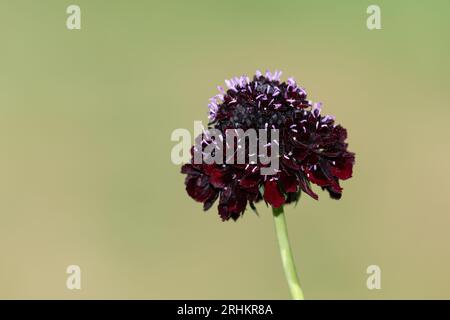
<box><xmin>264</xmin><ymin>180</ymin><xmax>285</xmax><ymax>208</ymax></box>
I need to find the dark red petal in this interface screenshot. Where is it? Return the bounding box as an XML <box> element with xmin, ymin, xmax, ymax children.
<box><xmin>181</xmin><ymin>164</ymin><xmax>197</xmax><ymax>175</ymax></box>
<box><xmin>204</xmin><ymin>165</ymin><xmax>227</xmax><ymax>188</ymax></box>
<box><xmin>203</xmin><ymin>191</ymin><xmax>219</xmax><ymax>211</ymax></box>
<box><xmin>324</xmin><ymin>184</ymin><xmax>342</xmax><ymax>200</ymax></box>
<box><xmin>239</xmin><ymin>175</ymin><xmax>260</xmax><ymax>188</ymax></box>
<box><xmin>218</xmin><ymin>204</ymin><xmax>231</xmax><ymax>221</ymax></box>
<box><xmin>185</xmin><ymin>176</ymin><xmax>215</xmax><ymax>203</ymax></box>
<box><xmin>331</xmin><ymin>154</ymin><xmax>355</xmax><ymax>180</ymax></box>
<box><xmin>299</xmin><ymin>177</ymin><xmax>319</xmax><ymax>200</ymax></box>
<box><xmin>229</xmin><ymin>193</ymin><xmax>247</xmax><ymax>215</ymax></box>
<box><xmin>334</xmin><ymin>126</ymin><xmax>348</xmax><ymax>142</ymax></box>
<box><xmin>264</xmin><ymin>180</ymin><xmax>285</xmax><ymax>208</ymax></box>
<box><xmin>292</xmin><ymin>147</ymin><xmax>308</xmax><ymax>163</ymax></box>
<box><xmin>280</xmin><ymin>173</ymin><xmax>298</xmax><ymax>193</ymax></box>
<box><xmin>281</xmin><ymin>157</ymin><xmax>300</xmax><ymax>170</ymax></box>
<box><xmin>306</xmin><ymin>168</ymin><xmax>330</xmax><ymax>187</ymax></box>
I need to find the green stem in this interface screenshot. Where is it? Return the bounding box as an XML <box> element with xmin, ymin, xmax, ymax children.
<box><xmin>272</xmin><ymin>206</ymin><xmax>305</xmax><ymax>300</ymax></box>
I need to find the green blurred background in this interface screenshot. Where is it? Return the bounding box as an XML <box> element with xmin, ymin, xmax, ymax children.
<box><xmin>1</xmin><ymin>0</ymin><xmax>449</xmax><ymax>299</ymax></box>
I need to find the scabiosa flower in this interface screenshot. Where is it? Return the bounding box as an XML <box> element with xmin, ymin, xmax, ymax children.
<box><xmin>181</xmin><ymin>70</ymin><xmax>355</xmax><ymax>300</ymax></box>
<box><xmin>181</xmin><ymin>70</ymin><xmax>355</xmax><ymax>221</ymax></box>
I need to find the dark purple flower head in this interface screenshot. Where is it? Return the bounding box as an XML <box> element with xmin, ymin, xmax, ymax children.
<box><xmin>181</xmin><ymin>70</ymin><xmax>355</xmax><ymax>221</ymax></box>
